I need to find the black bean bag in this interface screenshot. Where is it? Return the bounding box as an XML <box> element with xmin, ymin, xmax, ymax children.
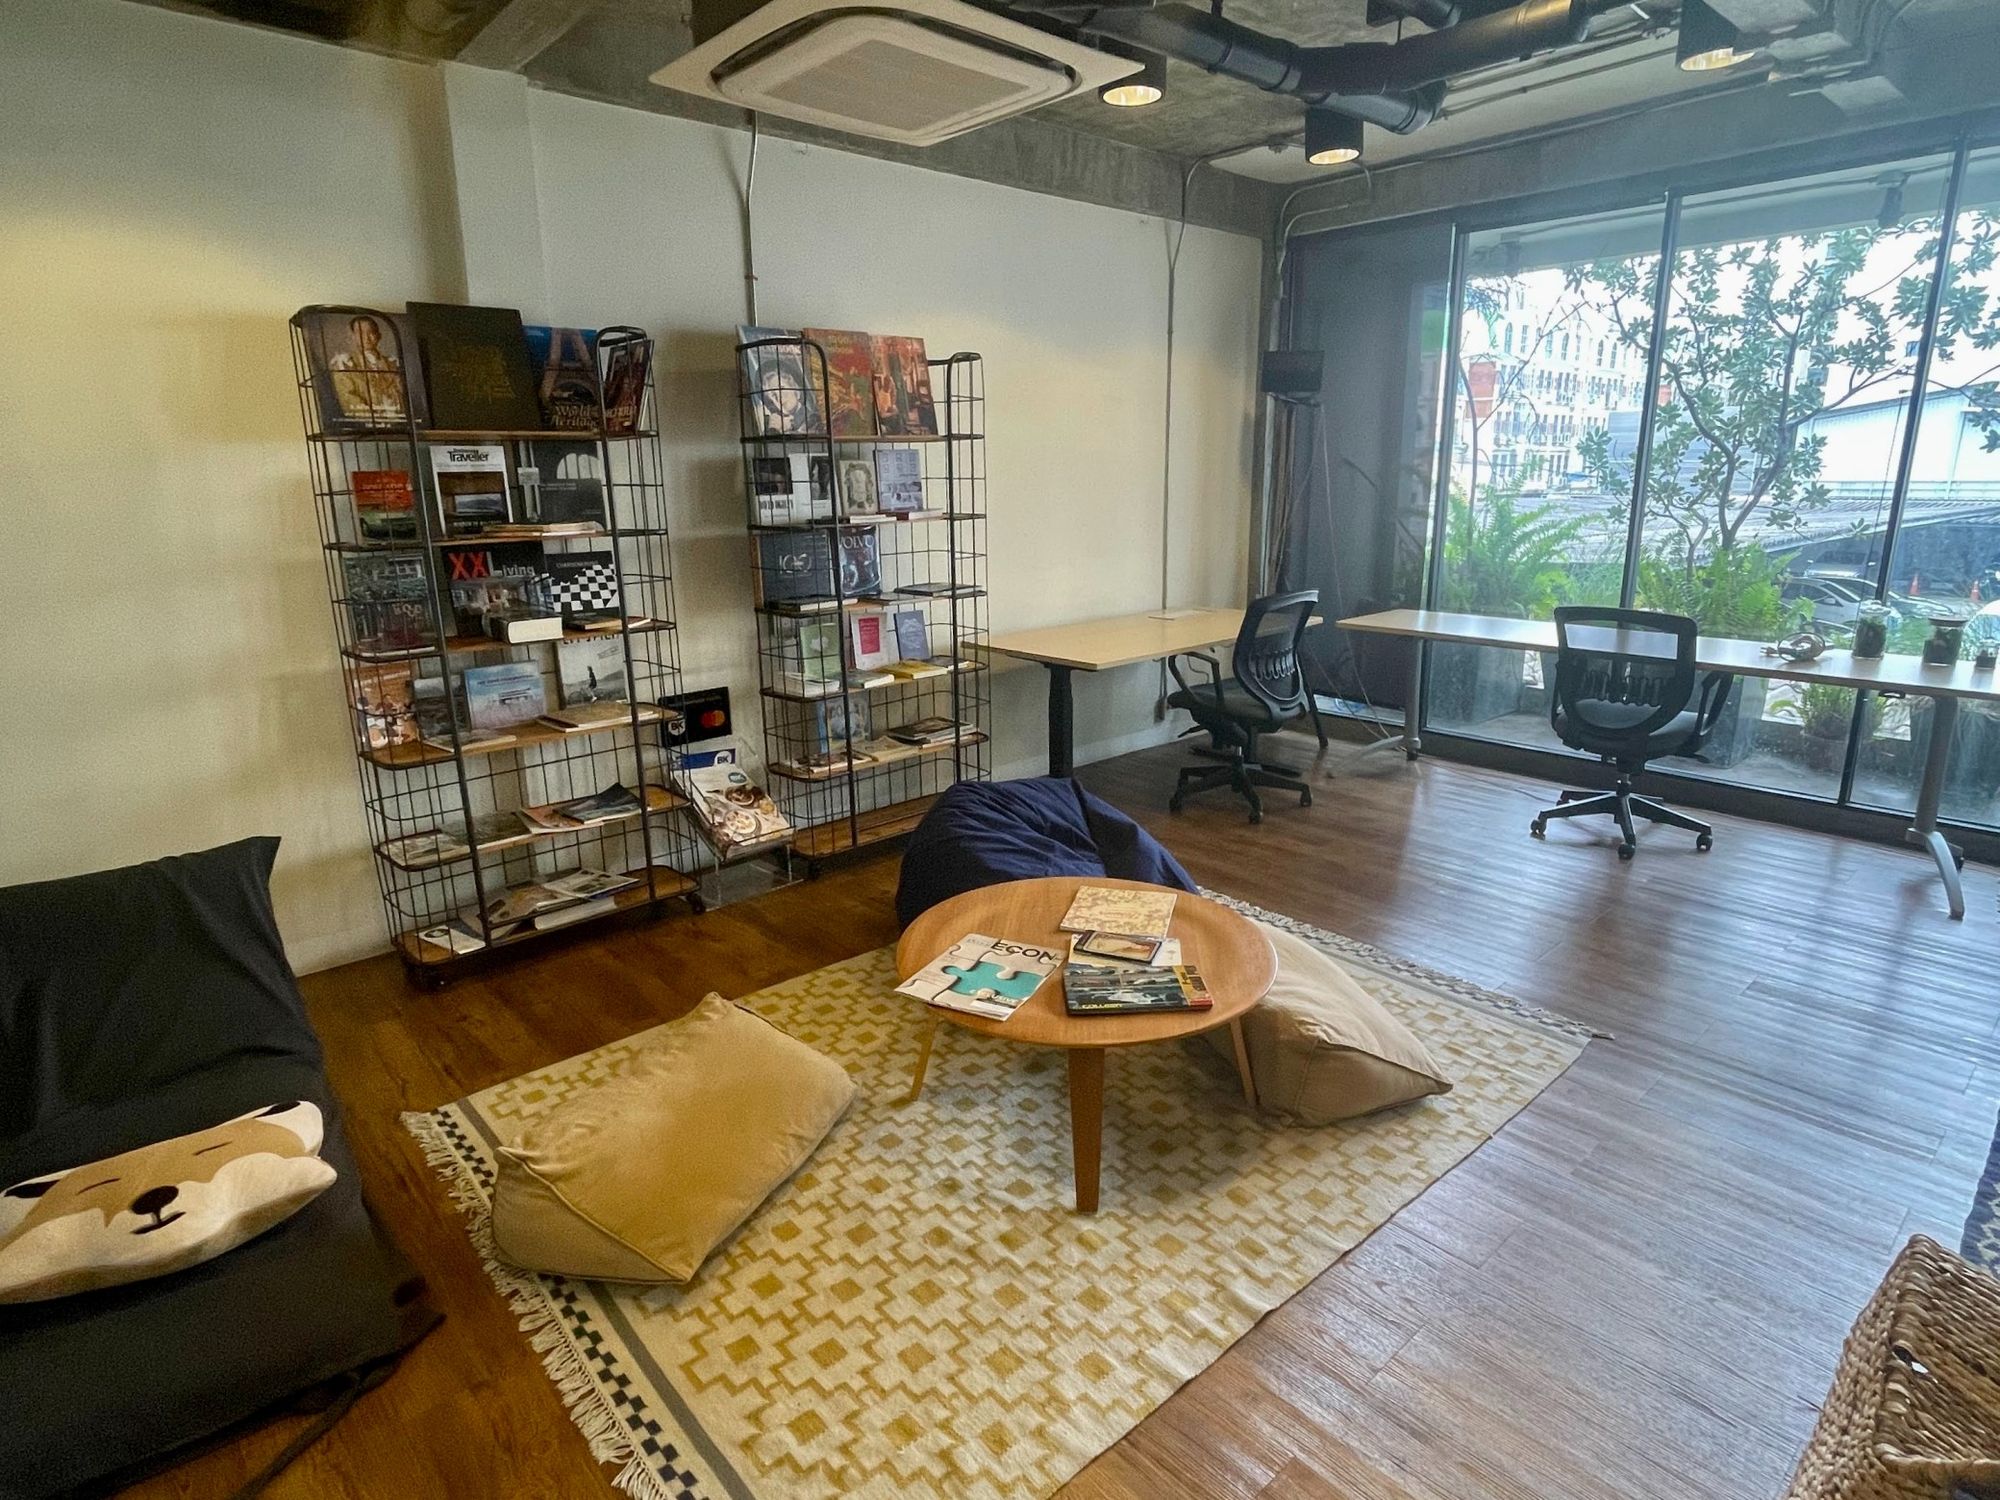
<box><xmin>895</xmin><ymin>777</ymin><xmax>1197</xmax><ymax>927</ymax></box>
<box><xmin>0</xmin><ymin>838</ymin><xmax>430</xmax><ymax>1500</ymax></box>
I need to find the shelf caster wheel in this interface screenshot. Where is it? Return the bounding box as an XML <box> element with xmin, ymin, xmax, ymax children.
<box><xmin>1618</xmin><ymin>843</ymin><xmax>1636</xmax><ymax>861</ymax></box>
<box><xmin>1248</xmin><ymin>809</ymin><xmax>1263</xmax><ymax>825</ymax></box>
<box><xmin>684</xmin><ymin>892</ymin><xmax>708</xmax><ymax>915</ymax></box>
<box><xmin>1954</xmin><ymin>849</ymin><xmax>1967</xmax><ymax>871</ymax></box>
<box><xmin>1530</xmin><ymin>819</ymin><xmax>1546</xmax><ymax>839</ymax></box>
<box><xmin>1168</xmin><ymin>794</ymin><xmax>1186</xmax><ymax>814</ymax></box>
<box><xmin>1404</xmin><ymin>749</ymin><xmax>1419</xmax><ymax>763</ymax></box>
<box><xmin>1695</xmin><ymin>833</ymin><xmax>1713</xmax><ymax>853</ymax></box>
<box><xmin>1299</xmin><ymin>787</ymin><xmax>1313</xmax><ymax>809</ymax></box>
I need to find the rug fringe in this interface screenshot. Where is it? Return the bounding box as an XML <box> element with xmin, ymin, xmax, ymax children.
<box><xmin>1202</xmin><ymin>890</ymin><xmax>1611</xmax><ymax>1041</ymax></box>
<box><xmin>400</xmin><ymin>1110</ymin><xmax>639</xmax><ymax>1473</ymax></box>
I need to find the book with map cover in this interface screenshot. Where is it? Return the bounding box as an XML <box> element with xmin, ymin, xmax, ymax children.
<box><xmin>1057</xmin><ymin>885</ymin><xmax>1178</xmax><ymax>939</ymax></box>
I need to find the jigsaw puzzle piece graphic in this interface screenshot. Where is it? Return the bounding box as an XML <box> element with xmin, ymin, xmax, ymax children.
<box><xmin>942</xmin><ymin>960</ymin><xmax>1042</xmax><ymax>1002</ymax></box>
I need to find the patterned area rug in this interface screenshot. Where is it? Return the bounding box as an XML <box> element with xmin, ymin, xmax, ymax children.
<box><xmin>405</xmin><ymin>902</ymin><xmax>1590</xmax><ymax>1500</ymax></box>
<box><xmin>1966</xmin><ymin>1109</ymin><xmax>2000</xmax><ymax>1272</ymax></box>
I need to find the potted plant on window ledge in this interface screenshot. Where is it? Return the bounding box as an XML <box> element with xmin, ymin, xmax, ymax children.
<box><xmin>1432</xmin><ymin>487</ymin><xmax>1584</xmax><ymax>727</ymax></box>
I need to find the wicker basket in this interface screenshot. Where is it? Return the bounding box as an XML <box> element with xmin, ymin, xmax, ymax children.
<box><xmin>1782</xmin><ymin>1236</ymin><xmax>2000</xmax><ymax>1499</ymax></box>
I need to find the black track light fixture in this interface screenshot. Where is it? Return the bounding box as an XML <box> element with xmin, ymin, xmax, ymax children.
<box><xmin>1305</xmin><ymin>108</ymin><xmax>1364</xmax><ymax>166</ymax></box>
<box><xmin>1098</xmin><ymin>47</ymin><xmax>1166</xmax><ymax>106</ymax></box>
<box><xmin>1677</xmin><ymin>0</ymin><xmax>1754</xmax><ymax>71</ymax></box>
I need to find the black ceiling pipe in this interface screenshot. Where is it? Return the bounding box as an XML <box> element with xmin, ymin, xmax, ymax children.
<box><xmin>1306</xmin><ymin>0</ymin><xmax>1593</xmax><ymax>93</ymax></box>
<box><xmin>1074</xmin><ymin>4</ymin><xmax>1445</xmax><ymax>130</ymax></box>
<box><xmin>1366</xmin><ymin>0</ymin><xmax>1463</xmax><ymax>30</ymax></box>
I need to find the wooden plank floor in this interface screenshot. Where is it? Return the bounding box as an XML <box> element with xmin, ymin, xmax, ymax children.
<box><xmin>121</xmin><ymin>739</ymin><xmax>2000</xmax><ymax>1499</ymax></box>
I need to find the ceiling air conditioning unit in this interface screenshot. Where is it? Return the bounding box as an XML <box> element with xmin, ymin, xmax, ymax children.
<box><xmin>651</xmin><ymin>0</ymin><xmax>1140</xmax><ymax>147</ymax></box>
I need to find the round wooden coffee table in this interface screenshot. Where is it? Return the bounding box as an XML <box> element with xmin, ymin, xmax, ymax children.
<box><xmin>895</xmin><ymin>876</ymin><xmax>1275</xmax><ymax>1212</ymax></box>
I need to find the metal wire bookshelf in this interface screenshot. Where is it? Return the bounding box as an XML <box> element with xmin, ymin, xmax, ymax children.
<box><xmin>735</xmin><ymin>336</ymin><xmax>991</xmax><ymax>870</ymax></box>
<box><xmin>292</xmin><ymin>306</ymin><xmax>700</xmax><ymax>984</ymax></box>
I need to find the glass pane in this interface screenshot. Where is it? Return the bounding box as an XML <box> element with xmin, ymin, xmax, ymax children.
<box><xmin>1628</xmin><ymin>154</ymin><xmax>1956</xmax><ymax>798</ymax></box>
<box><xmin>1430</xmin><ymin>204</ymin><xmax>1664</xmax><ymax>747</ymax></box>
<box><xmin>1859</xmin><ymin>144</ymin><xmax>2000</xmax><ymax>824</ymax></box>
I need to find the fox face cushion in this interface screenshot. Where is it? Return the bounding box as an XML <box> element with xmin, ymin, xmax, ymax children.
<box><xmin>0</xmin><ymin>1102</ymin><xmax>338</xmax><ymax>1304</ymax></box>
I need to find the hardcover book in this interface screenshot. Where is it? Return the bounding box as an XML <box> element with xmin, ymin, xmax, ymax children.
<box><xmin>352</xmin><ymin>468</ymin><xmax>417</xmax><ymax>542</ymax></box>
<box><xmin>839</xmin><ymin>527</ymin><xmax>884</xmax><ymax>598</ymax></box>
<box><xmin>869</xmin><ymin>334</ymin><xmax>938</xmax><ymax>436</ymax></box>
<box><xmin>1058</xmin><ymin>885</ymin><xmax>1178</xmax><ymax>939</ymax></box>
<box><xmin>886</xmin><ymin>715</ymin><xmax>966</xmax><ymax>746</ymax></box>
<box><xmin>557</xmin><ymin>635</ymin><xmax>628</xmax><ymax>705</ymax></box>
<box><xmin>1062</xmin><ymin>963</ymin><xmax>1213</xmax><ymax>1016</ymax></box>
<box><xmin>342</xmin><ymin>553</ymin><xmax>432</xmax><ymax>655</ymax></box>
<box><xmin>800</xmin><ymin>454</ymin><xmax>837</xmax><ymax>522</ymax></box>
<box><xmin>682</xmin><ymin>763</ymin><xmax>792</xmax><ymax>856</ymax></box>
<box><xmin>298</xmin><ymin>309</ymin><xmax>424</xmax><ymax>433</ymax></box>
<box><xmin>522</xmin><ymin>440</ymin><xmax>607</xmax><ymax>527</ymax></box>
<box><xmin>546</xmin><ymin>549</ymin><xmax>620</xmax><ymax>623</ymax></box>
<box><xmin>598</xmin><ymin>329</ymin><xmax>651</xmax><ymax>436</ymax></box>
<box><xmin>407</xmin><ymin>302</ymin><xmax>541</xmax><ymax>432</ymax></box>
<box><xmin>757</xmin><ymin>530</ymin><xmax>836</xmax><ymax>607</ymax></box>
<box><xmin>848</xmin><ymin>610</ymin><xmax>896</xmax><ymax>673</ymax></box>
<box><xmin>463</xmin><ymin>661</ymin><xmax>548</xmax><ymax>730</ymax></box>
<box><xmin>801</xmin><ymin>328</ymin><xmax>876</xmax><ymax>436</ymax></box>
<box><xmin>441</xmin><ymin>540</ymin><xmax>555</xmax><ymax>638</ymax></box>
<box><xmin>429</xmin><ymin>443</ymin><xmax>511</xmax><ymax>535</ymax></box>
<box><xmin>352</xmin><ymin>662</ymin><xmax>417</xmax><ymax>749</ymax></box>
<box><xmin>775</xmin><ymin>615</ymin><xmax>844</xmax><ymax>694</ymax></box>
<box><xmin>837</xmin><ymin>454</ymin><xmax>878</xmax><ymax>516</ymax></box>
<box><xmin>524</xmin><ymin>326</ymin><xmax>600</xmax><ymax>430</ymax></box>
<box><xmin>891</xmin><ymin>607</ymin><xmax>930</xmax><ymax>662</ymax></box>
<box><xmin>895</xmin><ymin>934</ymin><xmax>1060</xmax><ymax>1020</ymax></box>
<box><xmin>874</xmin><ymin>447</ymin><xmax>925</xmax><ymax>514</ymax></box>
<box><xmin>737</xmin><ymin>326</ymin><xmax>823</xmax><ymax>436</ymax></box>
<box><xmin>814</xmin><ymin>694</ymin><xmax>870</xmax><ymax>755</ymax></box>
<box><xmin>750</xmin><ymin>456</ymin><xmax>795</xmax><ymax>526</ymax></box>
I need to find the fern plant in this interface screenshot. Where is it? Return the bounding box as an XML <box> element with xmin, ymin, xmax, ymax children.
<box><xmin>1438</xmin><ymin>490</ymin><xmax>1588</xmax><ymax>620</ymax></box>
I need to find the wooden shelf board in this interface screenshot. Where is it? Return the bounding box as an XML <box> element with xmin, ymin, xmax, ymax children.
<box><xmin>789</xmin><ymin>794</ymin><xmax>942</xmax><ymax>859</ymax></box>
<box><xmin>769</xmin><ymin>732</ymin><xmax>986</xmax><ymax>784</ymax></box>
<box><xmin>362</xmin><ymin>703</ymin><xmax>665</xmax><ymax>770</ymax></box>
<box><xmin>343</xmin><ymin>618</ymin><xmax>672</xmax><ymax>664</ymax></box>
<box><xmin>760</xmin><ymin>661</ymin><xmax>986</xmax><ymax>704</ymax></box>
<box><xmin>749</xmin><ymin>513</ymin><xmax>987</xmax><ymax>532</ymax></box>
<box><xmin>394</xmin><ymin>863</ymin><xmax>695</xmax><ymax>968</ymax></box>
<box><xmin>756</xmin><ymin>591</ymin><xmax>984</xmax><ymax>619</ymax></box>
<box><xmin>311</xmin><ymin>427</ymin><xmax>656</xmax><ymax>444</ymax></box>
<box><xmin>375</xmin><ymin>784</ymin><xmax>687</xmax><ymax>871</ymax></box>
<box><xmin>740</xmin><ymin>432</ymin><xmax>979</xmax><ymax>446</ymax></box>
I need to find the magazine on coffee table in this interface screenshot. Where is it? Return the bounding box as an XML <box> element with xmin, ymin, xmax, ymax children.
<box><xmin>896</xmin><ymin>933</ymin><xmax>1062</xmax><ymax>1021</ymax></box>
<box><xmin>1057</xmin><ymin>885</ymin><xmax>1178</xmax><ymax>939</ymax></box>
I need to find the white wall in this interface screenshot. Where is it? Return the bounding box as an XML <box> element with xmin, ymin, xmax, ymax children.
<box><xmin>0</xmin><ymin>0</ymin><xmax>1260</xmax><ymax>973</ymax></box>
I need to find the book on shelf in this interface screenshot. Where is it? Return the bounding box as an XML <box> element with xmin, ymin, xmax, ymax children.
<box><xmin>1058</xmin><ymin>885</ymin><xmax>1177</xmax><ymax>939</ymax></box>
<box><xmin>483</xmin><ymin>610</ymin><xmax>564</xmax><ymax>645</ymax></box>
<box><xmin>599</xmin><ymin>332</ymin><xmax>651</xmax><ymax>436</ymax></box>
<box><xmin>463</xmin><ymin>661</ymin><xmax>547</xmax><ymax>730</ymax></box>
<box><xmin>814</xmin><ymin>694</ymin><xmax>870</xmax><ymax>754</ymax></box>
<box><xmin>869</xmin><ymin>334</ymin><xmax>938</xmax><ymax>437</ymax></box>
<box><xmin>774</xmin><ymin>745</ymin><xmax>879</xmax><ymax>779</ymax></box>
<box><xmin>298</xmin><ymin>309</ymin><xmax>424</xmax><ymax>433</ymax></box>
<box><xmin>379</xmin><ymin>828</ymin><xmax>470</xmax><ymax>868</ymax></box>
<box><xmin>801</xmin><ymin>454</ymin><xmax>837</xmax><ymax>522</ymax></box>
<box><xmin>1062</xmin><ymin>963</ymin><xmax>1212</xmax><ymax>1016</ymax></box>
<box><xmin>421</xmin><ymin>723</ymin><xmax>517</xmax><ymax>754</ymax></box>
<box><xmin>750</xmin><ymin>456</ymin><xmax>793</xmax><ymax>526</ymax></box>
<box><xmin>556</xmin><ymin>634</ymin><xmax>628</xmax><ymax>706</ymax></box>
<box><xmin>893</xmin><ymin>581</ymin><xmax>982</xmax><ymax>599</ymax></box>
<box><xmin>836</xmin><ymin>454</ymin><xmax>878</xmax><ymax>516</ymax></box>
<box><xmin>756</xmin><ymin>530</ymin><xmax>835</xmax><ymax>608</ymax></box>
<box><xmin>533</xmin><ymin>896</ymin><xmax>617</xmax><ymax>932</ymax></box>
<box><xmin>524</xmin><ymin>326</ymin><xmax>601</xmax><ymax>431</ymax></box>
<box><xmin>839</xmin><ymin>528</ymin><xmax>884</xmax><ymax>597</ymax></box>
<box><xmin>478</xmin><ymin>521</ymin><xmax>606</xmax><ymax>540</ymax></box>
<box><xmin>895</xmin><ymin>933</ymin><xmax>1059</xmax><ymax>1021</ymax></box>
<box><xmin>848</xmin><ymin>610</ymin><xmax>896</xmax><ymax>673</ymax></box>
<box><xmin>801</xmin><ymin>327</ymin><xmax>877</xmax><ymax>436</ymax></box>
<box><xmin>538</xmin><ymin>699</ymin><xmax>637</xmax><ymax>732</ymax></box>
<box><xmin>885</xmin><ymin>715</ymin><xmax>968</xmax><ymax>747</ymax></box>
<box><xmin>881</xmin><ymin>658</ymin><xmax>948</xmax><ymax>681</ymax></box>
<box><xmin>442</xmin><ymin>540</ymin><xmax>559</xmax><ymax>641</ymax></box>
<box><xmin>430</xmin><ymin>443</ymin><xmax>511</xmax><ymax>535</ymax></box>
<box><xmin>518</xmin><ymin>783</ymin><xmax>644</xmax><ymax>831</ymax></box>
<box><xmin>681</xmin><ymin>762</ymin><xmax>792</xmax><ymax>856</ymax></box>
<box><xmin>771</xmin><ymin>615</ymin><xmax>843</xmax><ymax>696</ymax></box>
<box><xmin>352</xmin><ymin>468</ymin><xmax>417</xmax><ymax>542</ymax></box>
<box><xmin>352</xmin><ymin>662</ymin><xmax>417</xmax><ymax>750</ymax></box>
<box><xmin>416</xmin><ymin>920</ymin><xmax>486</xmax><ymax>956</ymax></box>
<box><xmin>873</xmin><ymin>447</ymin><xmax>924</xmax><ymax>515</ymax></box>
<box><xmin>521</xmin><ymin>440</ymin><xmax>608</xmax><ymax>527</ymax></box>
<box><xmin>342</xmin><ymin>553</ymin><xmax>432</xmax><ymax>655</ymax></box>
<box><xmin>407</xmin><ymin>302</ymin><xmax>542</xmax><ymax>432</ymax></box>
<box><xmin>891</xmin><ymin>607</ymin><xmax>929</xmax><ymax>661</ymax></box>
<box><xmin>545</xmin><ymin>550</ymin><xmax>621</xmax><ymax>623</ymax></box>
<box><xmin>737</xmin><ymin>326</ymin><xmax>823</xmax><ymax>437</ymax></box>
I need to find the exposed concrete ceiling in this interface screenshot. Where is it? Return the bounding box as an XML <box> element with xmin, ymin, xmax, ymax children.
<box><xmin>122</xmin><ymin>0</ymin><xmax>2000</xmax><ymax>237</ymax></box>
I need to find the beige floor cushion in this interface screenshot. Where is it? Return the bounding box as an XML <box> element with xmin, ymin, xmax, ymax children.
<box><xmin>491</xmin><ymin>994</ymin><xmax>854</xmax><ymax>1283</ymax></box>
<box><xmin>1208</xmin><ymin>923</ymin><xmax>1452</xmax><ymax>1125</ymax></box>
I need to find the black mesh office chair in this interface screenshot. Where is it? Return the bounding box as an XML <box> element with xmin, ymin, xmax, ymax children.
<box><xmin>1166</xmin><ymin>590</ymin><xmax>1322</xmax><ymax>823</ymax></box>
<box><xmin>1531</xmin><ymin>606</ymin><xmax>1736</xmax><ymax>860</ymax></box>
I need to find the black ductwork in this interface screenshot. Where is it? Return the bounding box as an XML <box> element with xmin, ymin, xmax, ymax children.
<box><xmin>1065</xmin><ymin>0</ymin><xmax>1593</xmax><ymax>132</ymax></box>
<box><xmin>1366</xmin><ymin>0</ymin><xmax>1463</xmax><ymax>30</ymax></box>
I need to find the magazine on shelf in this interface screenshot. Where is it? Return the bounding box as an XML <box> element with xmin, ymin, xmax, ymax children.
<box><xmin>352</xmin><ymin>662</ymin><xmax>417</xmax><ymax>750</ymax></box>
<box><xmin>462</xmin><ymin>661</ymin><xmax>547</xmax><ymax>730</ymax></box>
<box><xmin>848</xmin><ymin>610</ymin><xmax>896</xmax><ymax>673</ymax></box>
<box><xmin>417</xmin><ymin>920</ymin><xmax>487</xmax><ymax>956</ymax></box>
<box><xmin>1062</xmin><ymin>963</ymin><xmax>1213</xmax><ymax>1016</ymax></box>
<box><xmin>298</xmin><ymin>309</ymin><xmax>424</xmax><ymax>432</ymax></box>
<box><xmin>891</xmin><ymin>607</ymin><xmax>930</xmax><ymax>661</ymax></box>
<box><xmin>814</xmin><ymin>694</ymin><xmax>870</xmax><ymax>755</ymax></box>
<box><xmin>895</xmin><ymin>933</ymin><xmax>1060</xmax><ymax>1021</ymax></box>
<box><xmin>1057</xmin><ymin>885</ymin><xmax>1178</xmax><ymax>939</ymax></box>
<box><xmin>737</xmin><ymin>325</ymin><xmax>823</xmax><ymax>437</ymax></box>
<box><xmin>840</xmin><ymin>528</ymin><xmax>884</xmax><ymax>597</ymax></box>
<box><xmin>342</xmin><ymin>553</ymin><xmax>432</xmax><ymax>656</ymax></box>
<box><xmin>885</xmin><ymin>715</ymin><xmax>966</xmax><ymax>747</ymax></box>
<box><xmin>773</xmin><ymin>616</ymin><xmax>844</xmax><ymax>696</ymax></box>
<box><xmin>599</xmin><ymin>332</ymin><xmax>652</xmax><ymax>436</ymax></box>
<box><xmin>836</xmin><ymin>454</ymin><xmax>878</xmax><ymax>516</ymax></box>
<box><xmin>352</xmin><ymin>468</ymin><xmax>417</xmax><ymax>542</ymax></box>
<box><xmin>874</xmin><ymin>447</ymin><xmax>924</xmax><ymax>514</ymax></box>
<box><xmin>756</xmin><ymin>530</ymin><xmax>835</xmax><ymax>607</ymax></box>
<box><xmin>380</xmin><ymin>828</ymin><xmax>470</xmax><ymax>868</ymax></box>
<box><xmin>545</xmin><ymin>549</ymin><xmax>620</xmax><ymax>624</ymax></box>
<box><xmin>407</xmin><ymin>302</ymin><xmax>541</xmax><ymax>432</ymax></box>
<box><xmin>524</xmin><ymin>326</ymin><xmax>600</xmax><ymax>431</ymax></box>
<box><xmin>429</xmin><ymin>443</ymin><xmax>511</xmax><ymax>535</ymax></box>
<box><xmin>750</xmin><ymin>456</ymin><xmax>794</xmax><ymax>526</ymax></box>
<box><xmin>775</xmin><ymin>745</ymin><xmax>879</xmax><ymax>779</ymax></box>
<box><xmin>681</xmin><ymin>762</ymin><xmax>792</xmax><ymax>856</ymax></box>
<box><xmin>556</xmin><ymin>635</ymin><xmax>627</xmax><ymax>706</ymax></box>
<box><xmin>801</xmin><ymin>327</ymin><xmax>876</xmax><ymax>436</ymax></box>
<box><xmin>869</xmin><ymin>334</ymin><xmax>937</xmax><ymax>436</ymax></box>
<box><xmin>441</xmin><ymin>541</ymin><xmax>557</xmax><ymax>640</ymax></box>
<box><xmin>522</xmin><ymin>440</ymin><xmax>608</xmax><ymax>527</ymax></box>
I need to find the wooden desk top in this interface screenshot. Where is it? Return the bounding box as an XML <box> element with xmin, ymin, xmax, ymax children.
<box><xmin>1339</xmin><ymin>608</ymin><xmax>2000</xmax><ymax>703</ymax></box>
<box><xmin>982</xmin><ymin>607</ymin><xmax>1253</xmax><ymax>672</ymax></box>
<box><xmin>894</xmin><ymin>876</ymin><xmax>1273</xmax><ymax>1049</ymax></box>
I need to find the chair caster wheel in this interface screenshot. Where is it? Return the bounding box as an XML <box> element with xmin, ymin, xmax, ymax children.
<box><xmin>1618</xmin><ymin>843</ymin><xmax>1635</xmax><ymax>861</ymax></box>
<box><xmin>1696</xmin><ymin>833</ymin><xmax>1713</xmax><ymax>852</ymax></box>
<box><xmin>1954</xmin><ymin>849</ymin><xmax>1967</xmax><ymax>870</ymax></box>
<box><xmin>1169</xmin><ymin>794</ymin><xmax>1185</xmax><ymax>814</ymax></box>
<box><xmin>1249</xmin><ymin>810</ymin><xmax>1263</xmax><ymax>825</ymax></box>
<box><xmin>1299</xmin><ymin>787</ymin><xmax>1313</xmax><ymax>808</ymax></box>
<box><xmin>1530</xmin><ymin>820</ymin><xmax>1546</xmax><ymax>839</ymax></box>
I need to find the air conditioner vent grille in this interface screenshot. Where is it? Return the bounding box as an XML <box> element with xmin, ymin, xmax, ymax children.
<box><xmin>762</xmin><ymin>35</ymin><xmax>1034</xmax><ymax>132</ymax></box>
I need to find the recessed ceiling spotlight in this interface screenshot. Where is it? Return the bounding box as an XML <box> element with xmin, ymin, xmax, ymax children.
<box><xmin>1098</xmin><ymin>48</ymin><xmax>1166</xmax><ymax>106</ymax></box>
<box><xmin>1304</xmin><ymin>108</ymin><xmax>1363</xmax><ymax>166</ymax></box>
<box><xmin>1677</xmin><ymin>0</ymin><xmax>1754</xmax><ymax>70</ymax></box>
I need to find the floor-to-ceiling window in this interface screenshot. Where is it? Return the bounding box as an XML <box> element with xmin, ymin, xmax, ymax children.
<box><xmin>1336</xmin><ymin>128</ymin><xmax>2000</xmax><ymax>837</ymax></box>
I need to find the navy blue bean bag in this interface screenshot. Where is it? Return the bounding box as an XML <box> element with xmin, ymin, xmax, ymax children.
<box><xmin>895</xmin><ymin>777</ymin><xmax>1197</xmax><ymax>927</ymax></box>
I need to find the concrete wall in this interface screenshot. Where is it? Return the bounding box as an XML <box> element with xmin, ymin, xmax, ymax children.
<box><xmin>0</xmin><ymin>0</ymin><xmax>1261</xmax><ymax>973</ymax></box>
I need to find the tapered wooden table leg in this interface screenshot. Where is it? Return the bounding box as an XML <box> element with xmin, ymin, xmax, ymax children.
<box><xmin>1228</xmin><ymin>1017</ymin><xmax>1258</xmax><ymax>1110</ymax></box>
<box><xmin>1067</xmin><ymin>1048</ymin><xmax>1105</xmax><ymax>1214</ymax></box>
<box><xmin>905</xmin><ymin>1011</ymin><xmax>940</xmax><ymax>1103</ymax></box>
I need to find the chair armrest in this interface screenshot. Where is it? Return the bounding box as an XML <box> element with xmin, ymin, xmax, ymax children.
<box><xmin>1168</xmin><ymin>650</ymin><xmax>1224</xmax><ymax>707</ymax></box>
